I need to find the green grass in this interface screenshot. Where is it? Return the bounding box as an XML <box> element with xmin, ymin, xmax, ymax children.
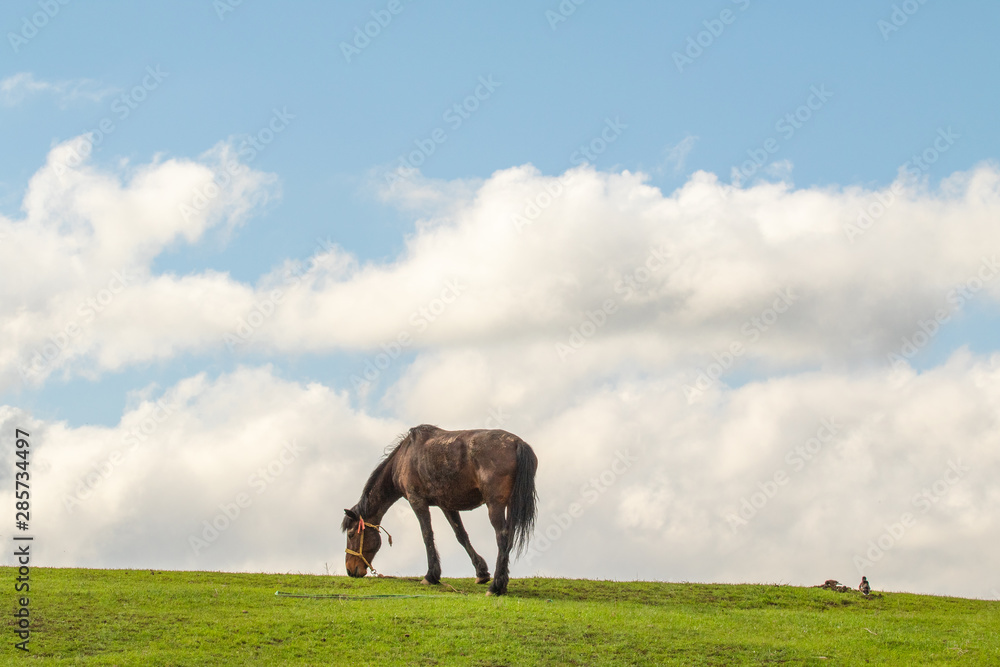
<box><xmin>2</xmin><ymin>568</ymin><xmax>998</xmax><ymax>665</ymax></box>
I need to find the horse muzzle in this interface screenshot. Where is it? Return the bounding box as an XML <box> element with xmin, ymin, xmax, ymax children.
<box><xmin>345</xmin><ymin>558</ymin><xmax>369</xmax><ymax>578</ymax></box>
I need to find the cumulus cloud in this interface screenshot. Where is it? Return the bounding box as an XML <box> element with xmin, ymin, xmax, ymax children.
<box><xmin>3</xmin><ymin>143</ymin><xmax>1000</xmax><ymax>597</ymax></box>
<box><xmin>261</xmin><ymin>159</ymin><xmax>999</xmax><ymax>382</ymax></box>
<box><xmin>520</xmin><ymin>348</ymin><xmax>1000</xmax><ymax>599</ymax></box>
<box><xmin>2</xmin><ymin>353</ymin><xmax>998</xmax><ymax>598</ymax></box>
<box><xmin>0</xmin><ymin>136</ymin><xmax>278</xmax><ymax>387</ymax></box>
<box><xmin>6</xmin><ymin>142</ymin><xmax>1000</xmax><ymax>389</ymax></box>
<box><xmin>1</xmin><ymin>366</ymin><xmax>405</xmax><ymax>572</ymax></box>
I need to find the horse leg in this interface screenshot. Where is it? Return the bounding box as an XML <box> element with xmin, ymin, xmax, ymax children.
<box><xmin>410</xmin><ymin>500</ymin><xmax>442</xmax><ymax>585</ymax></box>
<box><xmin>486</xmin><ymin>502</ymin><xmax>511</xmax><ymax>596</ymax></box>
<box><xmin>443</xmin><ymin>509</ymin><xmax>491</xmax><ymax>584</ymax></box>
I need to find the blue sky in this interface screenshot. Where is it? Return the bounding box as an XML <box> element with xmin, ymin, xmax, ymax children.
<box><xmin>6</xmin><ymin>0</ymin><xmax>998</xmax><ymax>424</ymax></box>
<box><xmin>2</xmin><ymin>1</ymin><xmax>1000</xmax><ymax>597</ymax></box>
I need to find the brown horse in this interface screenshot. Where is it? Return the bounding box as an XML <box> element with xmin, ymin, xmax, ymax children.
<box><xmin>342</xmin><ymin>424</ymin><xmax>537</xmax><ymax>596</ymax></box>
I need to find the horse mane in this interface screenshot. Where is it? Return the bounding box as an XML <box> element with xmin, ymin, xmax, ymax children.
<box><xmin>340</xmin><ymin>425</ymin><xmax>439</xmax><ymax>532</ymax></box>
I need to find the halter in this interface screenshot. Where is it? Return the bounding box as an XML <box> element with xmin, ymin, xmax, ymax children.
<box><xmin>345</xmin><ymin>516</ymin><xmax>392</xmax><ymax>576</ymax></box>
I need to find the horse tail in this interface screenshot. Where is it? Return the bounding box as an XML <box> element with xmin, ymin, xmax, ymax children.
<box><xmin>508</xmin><ymin>440</ymin><xmax>538</xmax><ymax>557</ymax></box>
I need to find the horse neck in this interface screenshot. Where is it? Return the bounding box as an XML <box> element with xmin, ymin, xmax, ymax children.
<box><xmin>359</xmin><ymin>457</ymin><xmax>402</xmax><ymax>522</ymax></box>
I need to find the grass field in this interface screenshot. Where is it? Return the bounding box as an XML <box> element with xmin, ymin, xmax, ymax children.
<box><xmin>2</xmin><ymin>567</ymin><xmax>998</xmax><ymax>665</ymax></box>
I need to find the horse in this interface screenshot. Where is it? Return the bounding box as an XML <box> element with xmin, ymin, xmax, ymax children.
<box><xmin>341</xmin><ymin>424</ymin><xmax>537</xmax><ymax>596</ymax></box>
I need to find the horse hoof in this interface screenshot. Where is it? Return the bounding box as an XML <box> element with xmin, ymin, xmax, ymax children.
<box><xmin>476</xmin><ymin>576</ymin><xmax>491</xmax><ymax>585</ymax></box>
<box><xmin>485</xmin><ymin>590</ymin><xmax>494</xmax><ymax>596</ymax></box>
<box><xmin>421</xmin><ymin>577</ymin><xmax>438</xmax><ymax>586</ymax></box>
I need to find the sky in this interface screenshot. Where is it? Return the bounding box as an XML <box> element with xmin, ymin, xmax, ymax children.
<box><xmin>2</xmin><ymin>1</ymin><xmax>999</xmax><ymax>600</ymax></box>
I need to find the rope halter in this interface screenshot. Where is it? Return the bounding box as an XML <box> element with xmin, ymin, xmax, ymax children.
<box><xmin>345</xmin><ymin>516</ymin><xmax>393</xmax><ymax>576</ymax></box>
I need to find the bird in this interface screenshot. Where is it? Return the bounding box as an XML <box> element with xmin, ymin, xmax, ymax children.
<box><xmin>859</xmin><ymin>576</ymin><xmax>871</xmax><ymax>595</ymax></box>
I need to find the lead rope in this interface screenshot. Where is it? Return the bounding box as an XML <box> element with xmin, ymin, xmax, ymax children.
<box><xmin>345</xmin><ymin>516</ymin><xmax>393</xmax><ymax>576</ymax></box>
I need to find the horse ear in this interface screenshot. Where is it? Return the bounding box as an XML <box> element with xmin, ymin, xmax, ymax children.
<box><xmin>344</xmin><ymin>508</ymin><xmax>359</xmax><ymax>520</ymax></box>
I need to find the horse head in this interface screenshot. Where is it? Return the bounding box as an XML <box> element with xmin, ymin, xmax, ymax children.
<box><xmin>341</xmin><ymin>508</ymin><xmax>387</xmax><ymax>577</ymax></box>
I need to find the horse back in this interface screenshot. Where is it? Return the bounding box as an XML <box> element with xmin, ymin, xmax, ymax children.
<box><xmin>396</xmin><ymin>425</ymin><xmax>524</xmax><ymax>510</ymax></box>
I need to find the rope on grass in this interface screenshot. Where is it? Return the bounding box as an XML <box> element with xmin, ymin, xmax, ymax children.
<box><xmin>274</xmin><ymin>591</ymin><xmax>458</xmax><ymax>600</ymax></box>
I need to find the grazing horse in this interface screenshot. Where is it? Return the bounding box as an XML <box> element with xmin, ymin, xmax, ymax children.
<box><xmin>342</xmin><ymin>424</ymin><xmax>537</xmax><ymax>596</ymax></box>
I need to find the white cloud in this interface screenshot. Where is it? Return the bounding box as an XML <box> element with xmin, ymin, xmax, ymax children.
<box><xmin>764</xmin><ymin>157</ymin><xmax>794</xmax><ymax>182</ymax></box>
<box><xmin>1</xmin><ymin>366</ymin><xmax>405</xmax><ymax>573</ymax></box>
<box><xmin>244</xmin><ymin>162</ymin><xmax>1000</xmax><ymax>375</ymax></box>
<box><xmin>3</xmin><ymin>142</ymin><xmax>1000</xmax><ymax>597</ymax></box>
<box><xmin>2</xmin><ymin>352</ymin><xmax>998</xmax><ymax>597</ymax></box>
<box><xmin>0</xmin><ymin>136</ymin><xmax>278</xmax><ymax>386</ymax></box>
<box><xmin>6</xmin><ymin>147</ymin><xmax>1000</xmax><ymax>392</ymax></box>
<box><xmin>0</xmin><ymin>73</ymin><xmax>116</xmax><ymax>107</ymax></box>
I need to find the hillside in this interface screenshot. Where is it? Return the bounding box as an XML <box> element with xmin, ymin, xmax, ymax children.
<box><xmin>3</xmin><ymin>567</ymin><xmax>997</xmax><ymax>665</ymax></box>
